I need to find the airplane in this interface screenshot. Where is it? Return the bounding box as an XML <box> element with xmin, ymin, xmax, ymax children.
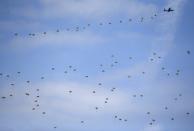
<box><xmin>164</xmin><ymin>8</ymin><xmax>174</xmax><ymax>12</ymax></box>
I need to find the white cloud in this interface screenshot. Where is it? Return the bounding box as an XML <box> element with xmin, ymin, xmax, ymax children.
<box><xmin>13</xmin><ymin>0</ymin><xmax>158</xmax><ymax>20</ymax></box>
<box><xmin>0</xmin><ymin>0</ymin><xmax>159</xmax><ymax>50</ymax></box>
<box><xmin>8</xmin><ymin>30</ymin><xmax>107</xmax><ymax>49</ymax></box>
<box><xmin>0</xmin><ymin>81</ymin><xmax>129</xmax><ymax>116</ymax></box>
<box><xmin>143</xmin><ymin>124</ymin><xmax>163</xmax><ymax>131</ymax></box>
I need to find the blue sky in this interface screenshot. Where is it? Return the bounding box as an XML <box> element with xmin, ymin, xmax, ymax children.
<box><xmin>0</xmin><ymin>0</ymin><xmax>194</xmax><ymax>131</ymax></box>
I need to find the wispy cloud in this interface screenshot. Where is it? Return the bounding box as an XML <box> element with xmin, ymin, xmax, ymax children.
<box><xmin>9</xmin><ymin>30</ymin><xmax>107</xmax><ymax>49</ymax></box>
<box><xmin>12</xmin><ymin>0</ymin><xmax>158</xmax><ymax>20</ymax></box>
<box><xmin>143</xmin><ymin>124</ymin><xmax>163</xmax><ymax>131</ymax></box>
<box><xmin>0</xmin><ymin>0</ymin><xmax>160</xmax><ymax>50</ymax></box>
